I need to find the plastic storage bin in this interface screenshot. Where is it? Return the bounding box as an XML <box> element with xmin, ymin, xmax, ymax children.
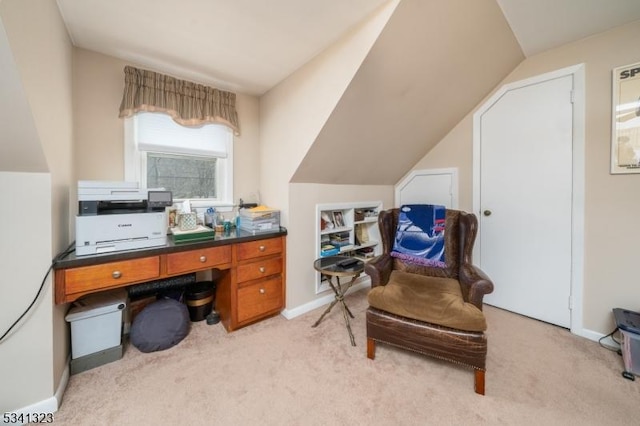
<box><xmin>65</xmin><ymin>289</ymin><xmax>127</xmax><ymax>359</ymax></box>
<box><xmin>620</xmin><ymin>328</ymin><xmax>640</xmax><ymax>377</ymax></box>
<box><xmin>613</xmin><ymin>308</ymin><xmax>640</xmax><ymax>378</ymax></box>
<box><xmin>239</xmin><ymin>208</ymin><xmax>280</xmax><ymax>234</ymax></box>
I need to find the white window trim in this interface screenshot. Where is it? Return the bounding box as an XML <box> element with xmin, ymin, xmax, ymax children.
<box><xmin>124</xmin><ymin>116</ymin><xmax>234</xmax><ymax>209</ymax></box>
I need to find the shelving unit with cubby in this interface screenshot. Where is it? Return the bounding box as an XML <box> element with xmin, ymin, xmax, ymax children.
<box><xmin>315</xmin><ymin>201</ymin><xmax>383</xmax><ymax>293</ymax></box>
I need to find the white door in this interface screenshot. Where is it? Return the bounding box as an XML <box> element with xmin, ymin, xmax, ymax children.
<box><xmin>395</xmin><ymin>168</ymin><xmax>457</xmax><ymax>208</ymax></box>
<box><xmin>479</xmin><ymin>75</ymin><xmax>573</xmax><ymax>328</ymax></box>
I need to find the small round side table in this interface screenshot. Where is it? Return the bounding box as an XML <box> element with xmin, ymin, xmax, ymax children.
<box><xmin>312</xmin><ymin>255</ymin><xmax>365</xmax><ymax>346</ymax></box>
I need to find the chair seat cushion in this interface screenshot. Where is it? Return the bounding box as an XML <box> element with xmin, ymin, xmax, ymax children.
<box><xmin>367</xmin><ymin>270</ymin><xmax>487</xmax><ymax>331</ymax></box>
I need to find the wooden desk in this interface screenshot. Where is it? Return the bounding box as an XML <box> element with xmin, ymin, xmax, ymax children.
<box><xmin>54</xmin><ymin>228</ymin><xmax>287</xmax><ymax>332</ymax></box>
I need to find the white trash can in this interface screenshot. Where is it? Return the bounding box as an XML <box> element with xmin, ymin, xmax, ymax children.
<box><xmin>65</xmin><ymin>289</ymin><xmax>127</xmax><ymax>359</ymax></box>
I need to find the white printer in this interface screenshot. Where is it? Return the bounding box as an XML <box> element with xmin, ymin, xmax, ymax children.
<box><xmin>75</xmin><ymin>181</ymin><xmax>172</xmax><ymax>256</ymax></box>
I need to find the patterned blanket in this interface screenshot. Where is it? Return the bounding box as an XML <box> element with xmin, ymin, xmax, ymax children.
<box><xmin>391</xmin><ymin>204</ymin><xmax>446</xmax><ymax>267</ymax></box>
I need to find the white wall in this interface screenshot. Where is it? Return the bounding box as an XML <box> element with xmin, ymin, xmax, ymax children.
<box><xmin>0</xmin><ymin>0</ymin><xmax>74</xmax><ymax>412</ymax></box>
<box><xmin>0</xmin><ymin>19</ymin><xmax>47</xmax><ymax>173</ymax></box>
<box><xmin>0</xmin><ymin>172</ymin><xmax>53</xmax><ymax>412</ymax></box>
<box><xmin>408</xmin><ymin>20</ymin><xmax>640</xmax><ymax>335</ymax></box>
<box><xmin>259</xmin><ymin>2</ymin><xmax>398</xmax><ymax>311</ymax></box>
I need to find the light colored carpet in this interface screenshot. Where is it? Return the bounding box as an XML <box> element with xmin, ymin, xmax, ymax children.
<box><xmin>51</xmin><ymin>290</ymin><xmax>638</xmax><ymax>425</ymax></box>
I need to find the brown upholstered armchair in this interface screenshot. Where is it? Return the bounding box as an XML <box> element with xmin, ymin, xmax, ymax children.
<box><xmin>364</xmin><ymin>208</ymin><xmax>494</xmax><ymax>394</ymax></box>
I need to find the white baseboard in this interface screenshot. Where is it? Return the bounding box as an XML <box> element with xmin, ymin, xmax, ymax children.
<box><xmin>54</xmin><ymin>360</ymin><xmax>70</xmax><ymax>409</ymax></box>
<box><xmin>576</xmin><ymin>326</ymin><xmax>620</xmax><ymax>350</ymax></box>
<box><xmin>281</xmin><ymin>281</ymin><xmax>370</xmax><ymax>320</ymax></box>
<box><xmin>5</xmin><ymin>359</ymin><xmax>69</xmax><ymax>425</ymax></box>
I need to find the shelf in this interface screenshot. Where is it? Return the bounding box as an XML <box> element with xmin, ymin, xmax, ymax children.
<box><xmin>352</xmin><ymin>255</ymin><xmax>375</xmax><ymax>263</ymax></box>
<box><xmin>354</xmin><ymin>241</ymin><xmax>378</xmax><ymax>250</ymax></box>
<box><xmin>335</xmin><ymin>241</ymin><xmax>379</xmax><ymax>254</ymax></box>
<box><xmin>338</xmin><ymin>245</ymin><xmax>356</xmax><ymax>253</ymax></box>
<box><xmin>315</xmin><ymin>201</ymin><xmax>383</xmax><ymax>294</ymax></box>
<box><xmin>354</xmin><ymin>217</ymin><xmax>378</xmax><ymax>225</ymax></box>
<box><xmin>320</xmin><ymin>226</ymin><xmax>352</xmax><ymax>235</ymax></box>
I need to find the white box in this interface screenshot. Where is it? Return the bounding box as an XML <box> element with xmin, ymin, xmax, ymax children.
<box><xmin>65</xmin><ymin>290</ymin><xmax>127</xmax><ymax>359</ymax></box>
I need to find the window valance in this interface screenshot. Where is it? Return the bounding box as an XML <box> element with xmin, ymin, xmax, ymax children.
<box><xmin>118</xmin><ymin>66</ymin><xmax>240</xmax><ymax>135</ymax></box>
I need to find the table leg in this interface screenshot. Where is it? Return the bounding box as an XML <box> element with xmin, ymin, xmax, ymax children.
<box><xmin>333</xmin><ymin>276</ymin><xmax>356</xmax><ymax>318</ymax></box>
<box><xmin>340</xmin><ymin>297</ymin><xmax>356</xmax><ymax>346</ymax></box>
<box><xmin>311</xmin><ymin>273</ymin><xmax>360</xmax><ymax>346</ymax></box>
<box><xmin>311</xmin><ymin>298</ymin><xmax>339</xmax><ymax>328</ymax></box>
<box><xmin>344</xmin><ymin>301</ymin><xmax>355</xmax><ymax>319</ymax></box>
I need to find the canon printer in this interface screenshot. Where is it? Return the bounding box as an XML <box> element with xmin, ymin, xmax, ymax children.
<box><xmin>75</xmin><ymin>181</ymin><xmax>172</xmax><ymax>256</ymax></box>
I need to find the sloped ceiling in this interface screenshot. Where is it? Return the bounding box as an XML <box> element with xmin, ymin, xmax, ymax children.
<box><xmin>496</xmin><ymin>0</ymin><xmax>640</xmax><ymax>57</ymax></box>
<box><xmin>51</xmin><ymin>0</ymin><xmax>640</xmax><ymax>186</ymax></box>
<box><xmin>56</xmin><ymin>0</ymin><xmax>640</xmax><ymax>96</ymax></box>
<box><xmin>56</xmin><ymin>0</ymin><xmax>390</xmax><ymax>96</ymax></box>
<box><xmin>291</xmin><ymin>0</ymin><xmax>523</xmax><ymax>184</ymax></box>
<box><xmin>0</xmin><ymin>16</ymin><xmax>48</xmax><ymax>173</ymax></box>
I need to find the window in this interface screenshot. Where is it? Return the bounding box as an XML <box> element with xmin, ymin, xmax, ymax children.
<box><xmin>124</xmin><ymin>112</ymin><xmax>233</xmax><ymax>207</ymax></box>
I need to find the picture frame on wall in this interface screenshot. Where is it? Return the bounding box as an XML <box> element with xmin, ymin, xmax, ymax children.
<box><xmin>611</xmin><ymin>61</ymin><xmax>640</xmax><ymax>174</ymax></box>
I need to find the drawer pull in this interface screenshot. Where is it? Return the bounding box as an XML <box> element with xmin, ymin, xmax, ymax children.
<box><xmin>259</xmin><ymin>245</ymin><xmax>266</xmax><ymax>252</ymax></box>
<box><xmin>259</xmin><ymin>266</ymin><xmax>266</xmax><ymax>273</ymax></box>
<box><xmin>259</xmin><ymin>288</ymin><xmax>266</xmax><ymax>294</ymax></box>
<box><xmin>200</xmin><ymin>256</ymin><xmax>207</xmax><ymax>263</ymax></box>
<box><xmin>112</xmin><ymin>271</ymin><xmax>122</xmax><ymax>279</ymax></box>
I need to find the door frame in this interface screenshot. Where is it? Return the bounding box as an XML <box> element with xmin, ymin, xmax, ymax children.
<box><xmin>472</xmin><ymin>64</ymin><xmax>585</xmax><ymax>336</ymax></box>
<box><xmin>395</xmin><ymin>168</ymin><xmax>458</xmax><ymax>208</ymax></box>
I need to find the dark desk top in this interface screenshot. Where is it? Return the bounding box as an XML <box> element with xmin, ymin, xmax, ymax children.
<box><xmin>54</xmin><ymin>227</ymin><xmax>287</xmax><ymax>269</ymax></box>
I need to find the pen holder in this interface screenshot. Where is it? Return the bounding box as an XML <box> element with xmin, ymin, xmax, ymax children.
<box><xmin>178</xmin><ymin>212</ymin><xmax>197</xmax><ymax>231</ymax></box>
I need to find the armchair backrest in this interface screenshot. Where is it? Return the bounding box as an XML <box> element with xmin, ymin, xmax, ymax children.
<box><xmin>378</xmin><ymin>208</ymin><xmax>478</xmax><ymax>279</ymax></box>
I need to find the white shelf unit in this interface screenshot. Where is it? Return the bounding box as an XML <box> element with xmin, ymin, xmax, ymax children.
<box><xmin>315</xmin><ymin>201</ymin><xmax>383</xmax><ymax>294</ymax></box>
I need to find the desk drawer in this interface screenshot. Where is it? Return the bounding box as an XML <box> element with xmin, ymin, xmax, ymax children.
<box><xmin>236</xmin><ymin>257</ymin><xmax>282</xmax><ymax>284</ymax></box>
<box><xmin>166</xmin><ymin>245</ymin><xmax>231</xmax><ymax>275</ymax></box>
<box><xmin>236</xmin><ymin>237</ymin><xmax>282</xmax><ymax>261</ymax></box>
<box><xmin>236</xmin><ymin>276</ymin><xmax>283</xmax><ymax>323</ymax></box>
<box><xmin>65</xmin><ymin>256</ymin><xmax>160</xmax><ymax>295</ymax></box>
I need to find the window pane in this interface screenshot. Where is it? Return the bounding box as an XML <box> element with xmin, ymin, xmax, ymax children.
<box><xmin>147</xmin><ymin>152</ymin><xmax>217</xmax><ymax>199</ymax></box>
<box><xmin>136</xmin><ymin>112</ymin><xmax>230</xmax><ymax>158</ymax></box>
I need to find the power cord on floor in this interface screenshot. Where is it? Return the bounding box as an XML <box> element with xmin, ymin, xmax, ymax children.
<box><xmin>598</xmin><ymin>326</ymin><xmax>622</xmax><ymax>355</ymax></box>
<box><xmin>0</xmin><ymin>242</ymin><xmax>75</xmax><ymax>344</ymax></box>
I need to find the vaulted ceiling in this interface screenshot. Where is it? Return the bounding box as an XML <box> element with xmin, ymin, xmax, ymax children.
<box><xmin>54</xmin><ymin>0</ymin><xmax>640</xmax><ymax>185</ymax></box>
<box><xmin>292</xmin><ymin>0</ymin><xmax>522</xmax><ymax>184</ymax></box>
<box><xmin>56</xmin><ymin>0</ymin><xmax>640</xmax><ymax>96</ymax></box>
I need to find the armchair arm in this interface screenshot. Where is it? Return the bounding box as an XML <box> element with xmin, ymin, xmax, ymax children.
<box><xmin>364</xmin><ymin>254</ymin><xmax>393</xmax><ymax>288</ymax></box>
<box><xmin>459</xmin><ymin>264</ymin><xmax>494</xmax><ymax>310</ymax></box>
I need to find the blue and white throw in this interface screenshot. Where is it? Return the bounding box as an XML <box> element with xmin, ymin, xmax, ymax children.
<box><xmin>391</xmin><ymin>204</ymin><xmax>446</xmax><ymax>267</ymax></box>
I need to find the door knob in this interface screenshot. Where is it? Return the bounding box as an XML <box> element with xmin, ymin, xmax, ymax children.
<box><xmin>483</xmin><ymin>210</ymin><xmax>492</xmax><ymax>216</ymax></box>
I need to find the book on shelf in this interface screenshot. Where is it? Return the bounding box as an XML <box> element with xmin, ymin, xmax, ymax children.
<box><xmin>329</xmin><ymin>231</ymin><xmax>350</xmax><ymax>247</ymax></box>
<box><xmin>355</xmin><ymin>247</ymin><xmax>375</xmax><ymax>258</ymax></box>
<box><xmin>320</xmin><ymin>244</ymin><xmax>340</xmax><ymax>257</ymax></box>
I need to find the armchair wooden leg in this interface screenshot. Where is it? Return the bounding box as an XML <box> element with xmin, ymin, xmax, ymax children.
<box><xmin>474</xmin><ymin>369</ymin><xmax>485</xmax><ymax>395</ymax></box>
<box><xmin>367</xmin><ymin>338</ymin><xmax>376</xmax><ymax>360</ymax></box>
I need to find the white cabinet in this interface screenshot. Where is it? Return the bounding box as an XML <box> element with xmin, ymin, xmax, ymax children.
<box><xmin>315</xmin><ymin>201</ymin><xmax>383</xmax><ymax>293</ymax></box>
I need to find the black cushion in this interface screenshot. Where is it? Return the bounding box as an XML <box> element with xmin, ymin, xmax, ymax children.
<box><xmin>130</xmin><ymin>298</ymin><xmax>190</xmax><ymax>353</ymax></box>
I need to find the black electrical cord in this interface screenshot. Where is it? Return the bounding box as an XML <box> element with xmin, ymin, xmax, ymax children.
<box><xmin>598</xmin><ymin>326</ymin><xmax>621</xmax><ymax>353</ymax></box>
<box><xmin>0</xmin><ymin>242</ymin><xmax>75</xmax><ymax>343</ymax></box>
